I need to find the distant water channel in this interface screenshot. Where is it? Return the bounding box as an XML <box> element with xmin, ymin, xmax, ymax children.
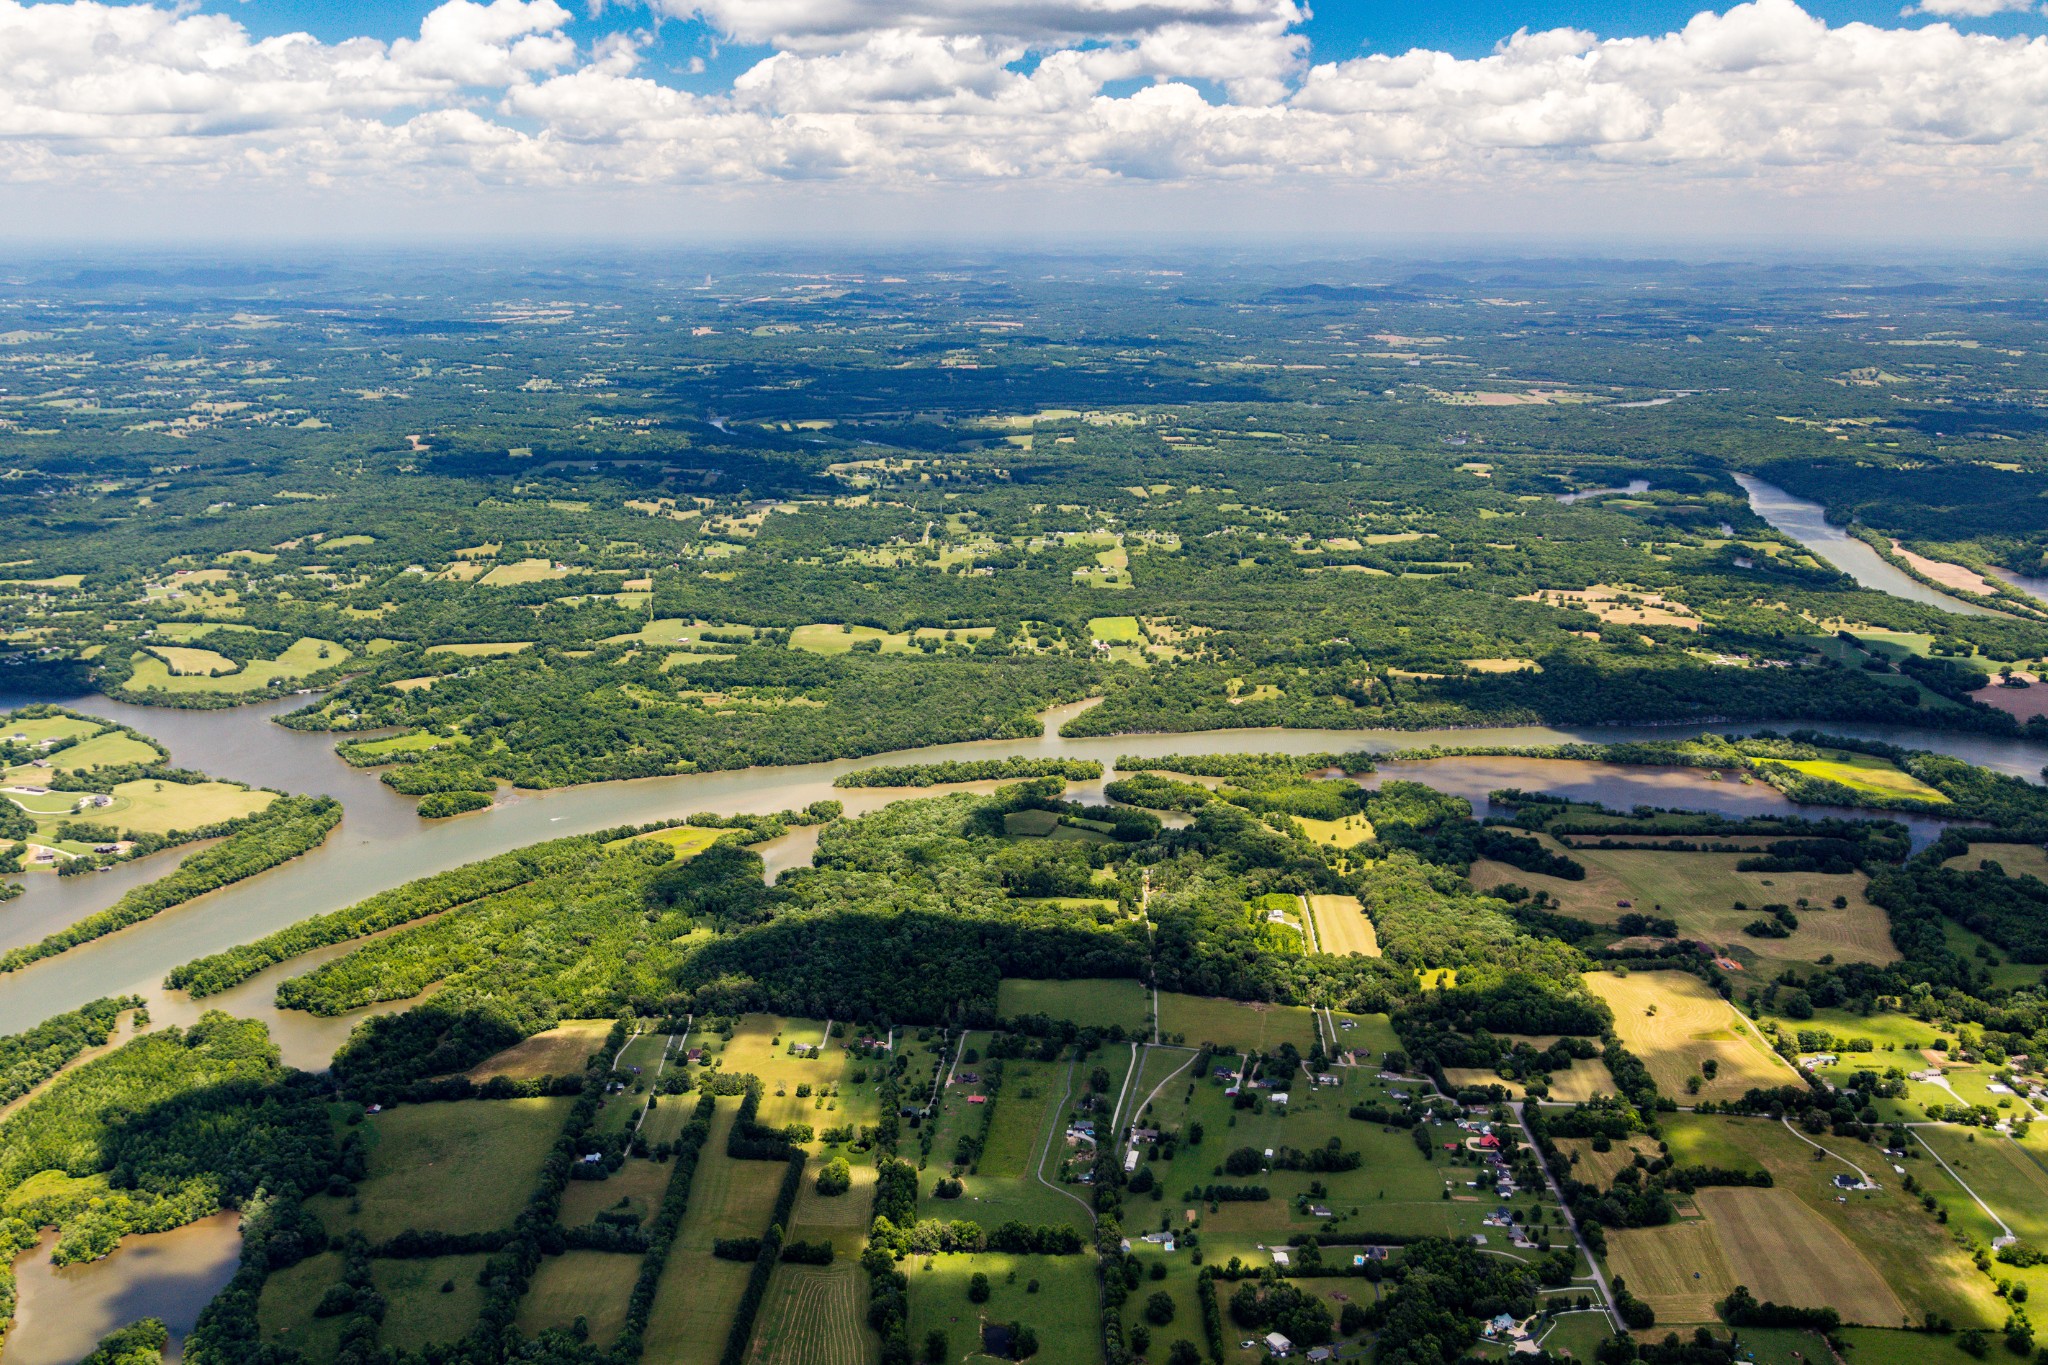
<box><xmin>1733</xmin><ymin>474</ymin><xmax>2005</xmax><ymax>617</ymax></box>
<box><xmin>1555</xmin><ymin>479</ymin><xmax>1650</xmax><ymax>504</ymax></box>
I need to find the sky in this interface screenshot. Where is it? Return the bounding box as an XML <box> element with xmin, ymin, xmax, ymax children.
<box><xmin>3</xmin><ymin>0</ymin><xmax>2047</xmax><ymax>241</ymax></box>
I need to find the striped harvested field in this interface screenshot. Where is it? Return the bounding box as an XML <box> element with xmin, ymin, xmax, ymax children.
<box><xmin>751</xmin><ymin>1261</ymin><xmax>871</xmax><ymax>1365</ymax></box>
<box><xmin>1697</xmin><ymin>1187</ymin><xmax>1904</xmax><ymax>1326</ymax></box>
<box><xmin>1309</xmin><ymin>894</ymin><xmax>1381</xmax><ymax>955</ymax></box>
<box><xmin>1606</xmin><ymin>1218</ymin><xmax>1736</xmax><ymax>1322</ymax></box>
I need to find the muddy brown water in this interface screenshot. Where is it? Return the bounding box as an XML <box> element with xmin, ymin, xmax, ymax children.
<box><xmin>3</xmin><ymin>1214</ymin><xmax>240</xmax><ymax>1364</ymax></box>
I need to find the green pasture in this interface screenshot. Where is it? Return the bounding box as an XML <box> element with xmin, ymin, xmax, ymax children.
<box><xmin>307</xmin><ymin>1097</ymin><xmax>571</xmax><ymax>1241</ymax></box>
<box><xmin>905</xmin><ymin>1252</ymin><xmax>1101</xmax><ymax>1365</ymax></box>
<box><xmin>996</xmin><ymin>978</ymin><xmax>1151</xmax><ymax>1033</ymax></box>
<box><xmin>374</xmin><ymin>1253</ymin><xmax>492</xmax><ymax>1351</ymax></box>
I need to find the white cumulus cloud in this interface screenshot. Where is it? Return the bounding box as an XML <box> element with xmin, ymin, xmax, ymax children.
<box><xmin>0</xmin><ymin>0</ymin><xmax>2045</xmax><ymax>221</ymax></box>
<box><xmin>1902</xmin><ymin>0</ymin><xmax>2038</xmax><ymax>17</ymax></box>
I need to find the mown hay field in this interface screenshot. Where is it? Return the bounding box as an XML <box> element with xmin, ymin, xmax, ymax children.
<box><xmin>1475</xmin><ymin>840</ymin><xmax>1899</xmax><ymax>968</ymax></box>
<box><xmin>1606</xmin><ymin>1218</ymin><xmax>1735</xmax><ymax>1322</ymax></box>
<box><xmin>1544</xmin><ymin>1058</ymin><xmax>1619</xmax><ymax>1102</ymax></box>
<box><xmin>749</xmin><ymin>1261</ymin><xmax>873</xmax><ymax>1365</ymax></box>
<box><xmin>465</xmin><ymin>1020</ymin><xmax>612</xmax><ymax>1082</ymax></box>
<box><xmin>1309</xmin><ymin>894</ymin><xmax>1381</xmax><ymax>955</ymax></box>
<box><xmin>1696</xmin><ymin>1187</ymin><xmax>1903</xmax><ymax>1326</ymax></box>
<box><xmin>1586</xmin><ymin>971</ymin><xmax>1796</xmax><ymax>1102</ymax></box>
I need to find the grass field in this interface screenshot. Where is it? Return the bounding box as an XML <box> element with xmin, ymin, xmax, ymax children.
<box><xmin>975</xmin><ymin>1058</ymin><xmax>1068</xmax><ymax>1179</ymax></box>
<box><xmin>1912</xmin><ymin>1125</ymin><xmax>2048</xmax><ymax>1247</ymax></box>
<box><xmin>642</xmin><ymin>1098</ymin><xmax>793</xmax><ymax>1365</ymax></box>
<box><xmin>2</xmin><ymin>715</ymin><xmax>101</xmax><ymax>744</ymax></box>
<box><xmin>1088</xmin><ymin>615</ymin><xmax>1143</xmax><ymax>642</ymax></box>
<box><xmin>789</xmin><ymin>623</ymin><xmax>911</xmax><ymax>655</ymax></box>
<box><xmin>1757</xmin><ymin>751</ymin><xmax>1948</xmax><ymax>803</ymax></box>
<box><xmin>642</xmin><ymin>1253</ymin><xmax>752</xmax><ymax>1365</ymax></box>
<box><xmin>1155</xmin><ymin>992</ymin><xmax>1320</xmax><ymax>1054</ymax></box>
<box><xmin>256</xmin><ymin>1250</ymin><xmax>346</xmax><ymax>1359</ymax></box>
<box><xmin>1477</xmin><ymin>839</ymin><xmax>1899</xmax><ymax>969</ymax></box>
<box><xmin>560</xmin><ymin>1154</ymin><xmax>673</xmax><ymax>1227</ymax></box>
<box><xmin>308</xmin><ymin>1097</ymin><xmax>570</xmax><ymax>1241</ymax></box>
<box><xmin>1838</xmin><ymin>1327</ymin><xmax>2013</xmax><ymax>1365</ymax></box>
<box><xmin>1557</xmin><ymin>1135</ymin><xmax>1662</xmax><ymax>1185</ymax></box>
<box><xmin>714</xmin><ymin>1014</ymin><xmax>877</xmax><ymax>1136</ymax></box>
<box><xmin>1545</xmin><ymin>1058</ymin><xmax>1620</xmax><ymax>1102</ymax></box>
<box><xmin>342</xmin><ymin>729</ymin><xmax>451</xmax><ymax>759</ymax></box>
<box><xmin>50</xmin><ymin>729</ymin><xmax>161</xmax><ymax>771</ymax></box>
<box><xmin>1296</xmin><ymin>813</ymin><xmax>1375</xmax><ymax>848</ymax></box>
<box><xmin>424</xmin><ymin>641</ymin><xmax>533</xmax><ymax>656</ymax></box>
<box><xmin>1941</xmin><ymin>842</ymin><xmax>2048</xmax><ymax>881</ymax></box>
<box><xmin>606</xmin><ymin>824</ymin><xmax>728</xmax><ymax>858</ymax></box>
<box><xmin>1696</xmin><ymin>1187</ymin><xmax>1903</xmax><ymax>1325</ymax></box>
<box><xmin>106</xmin><ymin>778</ymin><xmax>273</xmax><ymax>833</ymax></box>
<box><xmin>374</xmin><ymin>1253</ymin><xmax>491</xmax><ymax>1351</ymax></box>
<box><xmin>1586</xmin><ymin>971</ymin><xmax>1796</xmax><ymax>1102</ymax></box>
<box><xmin>1308</xmin><ymin>894</ymin><xmax>1381</xmax><ymax>955</ymax></box>
<box><xmin>149</xmin><ymin>645</ymin><xmax>238</xmax><ymax>674</ymax></box>
<box><xmin>515</xmin><ymin>1251</ymin><xmax>639</xmax><ymax>1347</ymax></box>
<box><xmin>1532</xmin><ymin>1310</ymin><xmax>1616</xmax><ymax>1362</ymax></box>
<box><xmin>125</xmin><ymin>637</ymin><xmax>349</xmax><ymax>694</ymax></box>
<box><xmin>749</xmin><ymin>1261</ymin><xmax>873</xmax><ymax>1365</ymax></box>
<box><xmin>997</xmin><ymin>978</ymin><xmax>1151</xmax><ymax>1033</ymax></box>
<box><xmin>906</xmin><ymin>1252</ymin><xmax>1102</xmax><ymax>1365</ymax></box>
<box><xmin>1607</xmin><ymin>1218</ymin><xmax>1734</xmax><ymax>1322</ymax></box>
<box><xmin>1660</xmin><ymin>1114</ymin><xmax>1999</xmax><ymax>1328</ymax></box>
<box><xmin>465</xmin><ymin>1020</ymin><xmax>612</xmax><ymax>1081</ymax></box>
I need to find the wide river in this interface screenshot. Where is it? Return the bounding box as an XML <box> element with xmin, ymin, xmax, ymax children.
<box><xmin>1733</xmin><ymin>473</ymin><xmax>2008</xmax><ymax>616</ymax></box>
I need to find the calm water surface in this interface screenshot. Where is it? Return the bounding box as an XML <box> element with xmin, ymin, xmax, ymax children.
<box><xmin>1735</xmin><ymin>474</ymin><xmax>2004</xmax><ymax>617</ymax></box>
<box><xmin>4</xmin><ymin>1214</ymin><xmax>240</xmax><ymax>1365</ymax></box>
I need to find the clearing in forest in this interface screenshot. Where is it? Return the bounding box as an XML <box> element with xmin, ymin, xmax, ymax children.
<box><xmin>1307</xmin><ymin>894</ymin><xmax>1380</xmax><ymax>955</ymax></box>
<box><xmin>1585</xmin><ymin>971</ymin><xmax>1793</xmax><ymax>1101</ymax></box>
<box><xmin>465</xmin><ymin>1020</ymin><xmax>612</xmax><ymax>1082</ymax></box>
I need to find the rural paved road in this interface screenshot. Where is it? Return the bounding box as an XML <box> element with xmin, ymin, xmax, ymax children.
<box><xmin>1511</xmin><ymin>1100</ymin><xmax>1624</xmax><ymax>1334</ymax></box>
